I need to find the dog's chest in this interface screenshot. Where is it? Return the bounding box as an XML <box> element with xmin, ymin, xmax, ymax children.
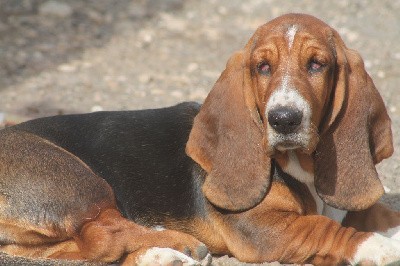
<box><xmin>277</xmin><ymin>152</ymin><xmax>348</xmax><ymax>223</ymax></box>
<box><xmin>304</xmin><ymin>182</ymin><xmax>348</xmax><ymax>223</ymax></box>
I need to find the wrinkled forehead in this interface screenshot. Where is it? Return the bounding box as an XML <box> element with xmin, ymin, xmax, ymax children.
<box><xmin>248</xmin><ymin>14</ymin><xmax>334</xmax><ymax>50</ymax></box>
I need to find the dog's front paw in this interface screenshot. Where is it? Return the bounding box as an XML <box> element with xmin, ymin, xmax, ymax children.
<box><xmin>136</xmin><ymin>247</ymin><xmax>210</xmax><ymax>266</ymax></box>
<box><xmin>379</xmin><ymin>225</ymin><xmax>400</xmax><ymax>241</ymax></box>
<box><xmin>351</xmin><ymin>233</ymin><xmax>400</xmax><ymax>265</ymax></box>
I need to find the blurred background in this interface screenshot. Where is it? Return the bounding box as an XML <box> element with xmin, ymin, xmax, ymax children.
<box><xmin>0</xmin><ymin>0</ymin><xmax>400</xmax><ymax>209</ymax></box>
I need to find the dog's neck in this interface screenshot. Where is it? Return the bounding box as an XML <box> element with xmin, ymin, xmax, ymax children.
<box><xmin>273</xmin><ymin>155</ymin><xmax>347</xmax><ymax>223</ymax></box>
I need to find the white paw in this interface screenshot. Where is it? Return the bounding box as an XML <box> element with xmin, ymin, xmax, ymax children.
<box><xmin>351</xmin><ymin>233</ymin><xmax>400</xmax><ymax>265</ymax></box>
<box><xmin>136</xmin><ymin>247</ymin><xmax>200</xmax><ymax>266</ymax></box>
<box><xmin>379</xmin><ymin>225</ymin><xmax>400</xmax><ymax>240</ymax></box>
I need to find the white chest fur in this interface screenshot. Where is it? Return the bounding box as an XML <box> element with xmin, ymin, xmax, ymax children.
<box><xmin>281</xmin><ymin>151</ymin><xmax>347</xmax><ymax>223</ymax></box>
<box><xmin>305</xmin><ymin>182</ymin><xmax>347</xmax><ymax>223</ymax></box>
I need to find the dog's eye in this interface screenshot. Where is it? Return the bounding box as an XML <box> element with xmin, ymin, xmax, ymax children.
<box><xmin>257</xmin><ymin>62</ymin><xmax>271</xmax><ymax>76</ymax></box>
<box><xmin>308</xmin><ymin>60</ymin><xmax>324</xmax><ymax>73</ymax></box>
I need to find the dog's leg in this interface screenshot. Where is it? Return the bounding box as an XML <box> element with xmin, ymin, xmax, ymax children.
<box><xmin>205</xmin><ymin>182</ymin><xmax>400</xmax><ymax>265</ymax></box>
<box><xmin>215</xmin><ymin>211</ymin><xmax>400</xmax><ymax>265</ymax></box>
<box><xmin>0</xmin><ymin>209</ymin><xmax>209</xmax><ymax>265</ymax></box>
<box><xmin>343</xmin><ymin>203</ymin><xmax>400</xmax><ymax>239</ymax></box>
<box><xmin>58</xmin><ymin>208</ymin><xmax>209</xmax><ymax>264</ymax></box>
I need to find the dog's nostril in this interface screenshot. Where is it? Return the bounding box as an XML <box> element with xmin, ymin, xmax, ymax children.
<box><xmin>268</xmin><ymin>106</ymin><xmax>303</xmax><ymax>134</ymax></box>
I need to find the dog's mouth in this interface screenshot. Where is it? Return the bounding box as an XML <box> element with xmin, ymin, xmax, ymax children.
<box><xmin>276</xmin><ymin>141</ymin><xmax>301</xmax><ymax>151</ymax></box>
<box><xmin>272</xmin><ymin>131</ymin><xmax>307</xmax><ymax>148</ymax></box>
<box><xmin>267</xmin><ymin>129</ymin><xmax>317</xmax><ymax>156</ymax></box>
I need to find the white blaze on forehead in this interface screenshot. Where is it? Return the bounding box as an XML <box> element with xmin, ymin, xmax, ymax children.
<box><xmin>286</xmin><ymin>25</ymin><xmax>298</xmax><ymax>50</ymax></box>
<box><xmin>281</xmin><ymin>73</ymin><xmax>290</xmax><ymax>90</ymax></box>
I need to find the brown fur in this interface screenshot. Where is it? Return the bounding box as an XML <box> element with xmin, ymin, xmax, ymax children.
<box><xmin>186</xmin><ymin>51</ymin><xmax>271</xmax><ymax>211</ymax></box>
<box><xmin>313</xmin><ymin>30</ymin><xmax>393</xmax><ymax>210</ymax></box>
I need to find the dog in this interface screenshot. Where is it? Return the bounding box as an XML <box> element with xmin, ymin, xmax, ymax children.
<box><xmin>1</xmin><ymin>13</ymin><xmax>400</xmax><ymax>266</ymax></box>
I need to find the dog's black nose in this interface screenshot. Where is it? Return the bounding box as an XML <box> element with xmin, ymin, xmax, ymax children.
<box><xmin>268</xmin><ymin>106</ymin><xmax>303</xmax><ymax>134</ymax></box>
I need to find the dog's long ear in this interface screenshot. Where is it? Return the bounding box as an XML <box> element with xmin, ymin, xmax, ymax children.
<box><xmin>314</xmin><ymin>30</ymin><xmax>393</xmax><ymax>211</ymax></box>
<box><xmin>186</xmin><ymin>51</ymin><xmax>271</xmax><ymax>211</ymax></box>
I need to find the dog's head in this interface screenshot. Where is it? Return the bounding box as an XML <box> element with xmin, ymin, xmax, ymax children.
<box><xmin>186</xmin><ymin>13</ymin><xmax>393</xmax><ymax>211</ymax></box>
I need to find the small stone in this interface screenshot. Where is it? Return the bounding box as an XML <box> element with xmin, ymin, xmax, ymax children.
<box><xmin>187</xmin><ymin>63</ymin><xmax>199</xmax><ymax>73</ymax></box>
<box><xmin>346</xmin><ymin>31</ymin><xmax>359</xmax><ymax>42</ymax></box>
<box><xmin>377</xmin><ymin>71</ymin><xmax>386</xmax><ymax>79</ymax></box>
<box><xmin>218</xmin><ymin>6</ymin><xmax>228</xmax><ymax>15</ymax></box>
<box><xmin>58</xmin><ymin>64</ymin><xmax>76</xmax><ymax>73</ymax></box>
<box><xmin>189</xmin><ymin>89</ymin><xmax>208</xmax><ymax>100</ymax></box>
<box><xmin>338</xmin><ymin>28</ymin><xmax>359</xmax><ymax>43</ymax></box>
<box><xmin>87</xmin><ymin>10</ymin><xmax>103</xmax><ymax>23</ymax></box>
<box><xmin>202</xmin><ymin>28</ymin><xmax>221</xmax><ymax>41</ymax></box>
<box><xmin>39</xmin><ymin>1</ymin><xmax>73</xmax><ymax>18</ymax></box>
<box><xmin>271</xmin><ymin>7</ymin><xmax>281</xmax><ymax>18</ymax></box>
<box><xmin>186</xmin><ymin>11</ymin><xmax>195</xmax><ymax>20</ymax></box>
<box><xmin>159</xmin><ymin>13</ymin><xmax>187</xmax><ymax>32</ymax></box>
<box><xmin>171</xmin><ymin>90</ymin><xmax>184</xmax><ymax>98</ymax></box>
<box><xmin>33</xmin><ymin>51</ymin><xmax>44</xmax><ymax>60</ymax></box>
<box><xmin>91</xmin><ymin>105</ymin><xmax>104</xmax><ymax>112</ymax></box>
<box><xmin>81</xmin><ymin>61</ymin><xmax>93</xmax><ymax>69</ymax></box>
<box><xmin>116</xmin><ymin>75</ymin><xmax>127</xmax><ymax>83</ymax></box>
<box><xmin>138</xmin><ymin>30</ymin><xmax>153</xmax><ymax>45</ymax></box>
<box><xmin>134</xmin><ymin>90</ymin><xmax>147</xmax><ymax>97</ymax></box>
<box><xmin>151</xmin><ymin>89</ymin><xmax>164</xmax><ymax>95</ymax></box>
<box><xmin>138</xmin><ymin>74</ymin><xmax>152</xmax><ymax>84</ymax></box>
<box><xmin>364</xmin><ymin>60</ymin><xmax>372</xmax><ymax>69</ymax></box>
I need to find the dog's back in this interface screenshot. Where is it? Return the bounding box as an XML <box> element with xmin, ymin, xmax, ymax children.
<box><xmin>9</xmin><ymin>102</ymin><xmax>205</xmax><ymax>225</ymax></box>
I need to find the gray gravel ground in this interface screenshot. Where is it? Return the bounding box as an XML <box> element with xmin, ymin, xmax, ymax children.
<box><xmin>0</xmin><ymin>0</ymin><xmax>400</xmax><ymax>265</ymax></box>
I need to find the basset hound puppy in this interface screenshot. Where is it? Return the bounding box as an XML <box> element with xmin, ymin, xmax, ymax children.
<box><xmin>0</xmin><ymin>13</ymin><xmax>400</xmax><ymax>266</ymax></box>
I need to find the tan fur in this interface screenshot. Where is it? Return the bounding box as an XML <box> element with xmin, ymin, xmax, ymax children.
<box><xmin>295</xmin><ymin>151</ymin><xmax>314</xmax><ymax>175</ymax></box>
